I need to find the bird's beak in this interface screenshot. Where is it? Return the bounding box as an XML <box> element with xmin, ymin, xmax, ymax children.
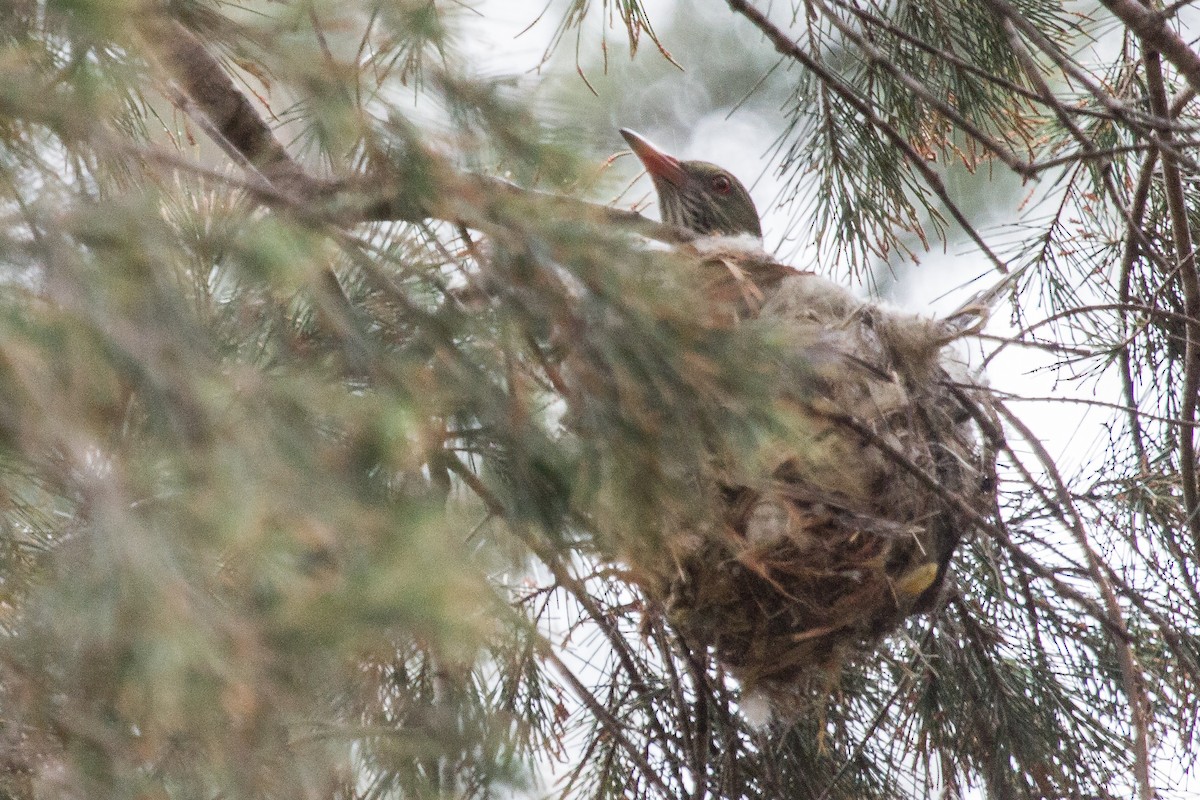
<box><xmin>620</xmin><ymin>128</ymin><xmax>687</xmax><ymax>188</ymax></box>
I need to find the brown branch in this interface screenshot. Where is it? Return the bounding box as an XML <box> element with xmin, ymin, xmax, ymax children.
<box><xmin>824</xmin><ymin>0</ymin><xmax>1117</xmax><ymax>121</ymax></box>
<box><xmin>1025</xmin><ymin>137</ymin><xmax>1200</xmax><ymax>175</ymax></box>
<box><xmin>1113</xmin><ymin>103</ymin><xmax>1200</xmax><ymax>594</ymax></box>
<box><xmin>814</xmin><ymin>624</ymin><xmax>941</xmax><ymax>800</ymax></box>
<box><xmin>1118</xmin><ymin>148</ymin><xmax>1162</xmax><ymax>469</ymax></box>
<box><xmin>1092</xmin><ymin>541</ymin><xmax>1200</xmax><ymax>672</ymax></box>
<box><xmin>136</xmin><ymin>17</ymin><xmax>314</xmax><ymax>197</ymax></box>
<box><xmin>981</xmin><ymin>0</ymin><xmax>1132</xmax><ymax>118</ymax></box>
<box><xmin>991</xmin><ymin>391</ymin><xmax>1200</xmax><ymax>428</ymax></box>
<box><xmin>1143</xmin><ymin>43</ymin><xmax>1200</xmax><ymax>565</ymax></box>
<box><xmin>673</xmin><ymin>631</ymin><xmax>712</xmax><ymax>800</ymax></box>
<box><xmin>984</xmin><ymin>0</ymin><xmax>1200</xmax><ymax>164</ymax></box>
<box><xmin>647</xmin><ymin>620</ymin><xmax>703</xmax><ymax>800</ymax></box>
<box><xmin>1099</xmin><ymin>0</ymin><xmax>1200</xmax><ymax>97</ymax></box>
<box><xmin>442</xmin><ymin>454</ymin><xmax>684</xmax><ymax>792</ymax></box>
<box><xmin>537</xmin><ymin>645</ymin><xmax>674</xmax><ymax>799</ymax></box>
<box><xmin>982</xmin><ymin>19</ymin><xmax>1200</xmax><ymax>546</ymax></box>
<box><xmin>981</xmin><ymin>301</ymin><xmax>1200</xmax><ymax>365</ymax></box>
<box><xmin>828</xmin><ymin>408</ymin><xmax>1123</xmax><ymax>634</ymax></box>
<box><xmin>1001</xmin><ymin>16</ymin><xmax>1181</xmax><ymax>275</ymax></box>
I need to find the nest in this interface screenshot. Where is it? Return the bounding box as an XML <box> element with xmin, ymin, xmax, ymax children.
<box><xmin>642</xmin><ymin>248</ymin><xmax>996</xmax><ymax>702</ymax></box>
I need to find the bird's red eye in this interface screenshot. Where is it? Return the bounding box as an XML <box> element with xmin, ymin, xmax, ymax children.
<box><xmin>711</xmin><ymin>174</ymin><xmax>732</xmax><ymax>195</ymax></box>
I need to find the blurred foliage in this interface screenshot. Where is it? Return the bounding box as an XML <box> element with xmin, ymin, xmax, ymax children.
<box><xmin>0</xmin><ymin>1</ymin><xmax>1196</xmax><ymax>800</ymax></box>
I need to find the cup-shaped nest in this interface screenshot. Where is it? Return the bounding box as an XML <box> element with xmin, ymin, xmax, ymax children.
<box><xmin>643</xmin><ymin>265</ymin><xmax>996</xmax><ymax>700</ymax></box>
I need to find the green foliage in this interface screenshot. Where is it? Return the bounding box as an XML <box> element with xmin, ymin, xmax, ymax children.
<box><xmin>0</xmin><ymin>1</ymin><xmax>1196</xmax><ymax>800</ymax></box>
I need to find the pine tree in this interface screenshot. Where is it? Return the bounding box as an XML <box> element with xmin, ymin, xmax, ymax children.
<box><xmin>0</xmin><ymin>2</ymin><xmax>1196</xmax><ymax>799</ymax></box>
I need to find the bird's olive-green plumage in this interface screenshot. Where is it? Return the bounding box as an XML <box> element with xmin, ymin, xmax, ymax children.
<box><xmin>620</xmin><ymin>128</ymin><xmax>763</xmax><ymax>239</ymax></box>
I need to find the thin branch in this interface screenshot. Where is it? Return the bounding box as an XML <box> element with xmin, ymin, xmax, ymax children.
<box><xmin>539</xmin><ymin>645</ymin><xmax>675</xmax><ymax>800</ymax></box>
<box><xmin>808</xmin><ymin>0</ymin><xmax>1034</xmax><ymax>176</ymax></box>
<box><xmin>824</xmin><ymin>0</ymin><xmax>1117</xmax><ymax>122</ymax></box>
<box><xmin>984</xmin><ymin>0</ymin><xmax>1200</xmax><ymax>163</ymax></box>
<box><xmin>995</xmin><ymin>401</ymin><xmax>1154</xmax><ymax>800</ymax></box>
<box><xmin>1025</xmin><ymin>138</ymin><xmax>1200</xmax><ymax>175</ymax></box>
<box><xmin>725</xmin><ymin>0</ymin><xmax>1012</xmax><ymax>275</ymax></box>
<box><xmin>1118</xmin><ymin>146</ymin><xmax>1162</xmax><ymax>468</ymax></box>
<box><xmin>1144</xmin><ymin>41</ymin><xmax>1200</xmax><ymax>564</ymax></box>
<box><xmin>828</xmin><ymin>408</ymin><xmax>1124</xmax><ymax>636</ymax></box>
<box><xmin>442</xmin><ymin>455</ymin><xmax>684</xmax><ymax>793</ymax></box>
<box><xmin>136</xmin><ymin>17</ymin><xmax>314</xmax><ymax>196</ymax></box>
<box><xmin>814</xmin><ymin>624</ymin><xmax>940</xmax><ymax>800</ymax></box>
<box><xmin>990</xmin><ymin>390</ymin><xmax>1200</xmax><ymax>428</ymax></box>
<box><xmin>1000</xmin><ymin>16</ymin><xmax>1182</xmax><ymax>277</ymax></box>
<box><xmin>136</xmin><ymin>14</ymin><xmax>696</xmax><ymax>246</ymax></box>
<box><xmin>1113</xmin><ymin>86</ymin><xmax>1200</xmax><ymax>596</ymax></box>
<box><xmin>1099</xmin><ymin>0</ymin><xmax>1200</xmax><ymax>96</ymax></box>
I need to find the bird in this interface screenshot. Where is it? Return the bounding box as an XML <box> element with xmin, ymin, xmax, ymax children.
<box><xmin>620</xmin><ymin>127</ymin><xmax>991</xmax><ymax>366</ymax></box>
<box><xmin>619</xmin><ymin>127</ymin><xmax>991</xmax><ymax>337</ymax></box>
<box><xmin>621</xmin><ymin>128</ymin><xmax>763</xmax><ymax>241</ymax></box>
<box><xmin>621</xmin><ymin>128</ymin><xmax>795</xmax><ymax>317</ymax></box>
<box><xmin>617</xmin><ymin>127</ymin><xmax>993</xmax><ymax>707</ymax></box>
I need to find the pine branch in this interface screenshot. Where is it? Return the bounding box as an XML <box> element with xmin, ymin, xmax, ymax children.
<box><xmin>1098</xmin><ymin>0</ymin><xmax>1200</xmax><ymax>96</ymax></box>
<box><xmin>539</xmin><ymin>646</ymin><xmax>675</xmax><ymax>800</ymax></box>
<box><xmin>443</xmin><ymin>453</ymin><xmax>689</xmax><ymax>791</ymax></box>
<box><xmin>1119</xmin><ymin>145</ymin><xmax>1163</xmax><ymax>469</ymax></box>
<box><xmin>1143</xmin><ymin>42</ymin><xmax>1200</xmax><ymax>565</ymax></box>
<box><xmin>824</xmin><ymin>0</ymin><xmax>1113</xmax><ymax>121</ymax></box>
<box><xmin>137</xmin><ymin>17</ymin><xmax>314</xmax><ymax>197</ymax></box>
<box><xmin>724</xmin><ymin>0</ymin><xmax>1012</xmax><ymax>275</ymax></box>
<box><xmin>807</xmin><ymin>0</ymin><xmax>1034</xmax><ymax>176</ymax></box>
<box><xmin>135</xmin><ymin>14</ymin><xmax>693</xmax><ymax>247</ymax></box>
<box><xmin>995</xmin><ymin>402</ymin><xmax>1153</xmax><ymax>800</ymax></box>
<box><xmin>982</xmin><ymin>0</ymin><xmax>1200</xmax><ymax>156</ymax></box>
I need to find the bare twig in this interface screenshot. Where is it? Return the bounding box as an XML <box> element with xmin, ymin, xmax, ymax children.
<box><xmin>995</xmin><ymin>402</ymin><xmax>1153</xmax><ymax>800</ymax></box>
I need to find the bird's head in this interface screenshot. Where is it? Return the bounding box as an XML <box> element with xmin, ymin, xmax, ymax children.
<box><xmin>621</xmin><ymin>128</ymin><xmax>762</xmax><ymax>240</ymax></box>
